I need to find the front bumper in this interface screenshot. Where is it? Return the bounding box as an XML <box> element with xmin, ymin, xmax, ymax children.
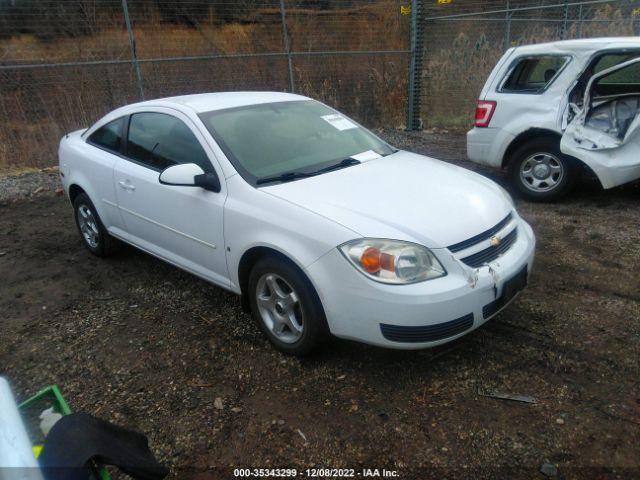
<box><xmin>305</xmin><ymin>217</ymin><xmax>536</xmax><ymax>349</ymax></box>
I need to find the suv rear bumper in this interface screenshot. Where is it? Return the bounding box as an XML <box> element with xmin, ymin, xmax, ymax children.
<box><xmin>467</xmin><ymin>127</ymin><xmax>515</xmax><ymax>169</ymax></box>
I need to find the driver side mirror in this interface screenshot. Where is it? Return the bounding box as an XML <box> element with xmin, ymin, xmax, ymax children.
<box><xmin>159</xmin><ymin>163</ymin><xmax>221</xmax><ymax>193</ymax></box>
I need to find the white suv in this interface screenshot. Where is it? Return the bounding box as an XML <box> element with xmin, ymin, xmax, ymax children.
<box><xmin>467</xmin><ymin>37</ymin><xmax>640</xmax><ymax>201</ymax></box>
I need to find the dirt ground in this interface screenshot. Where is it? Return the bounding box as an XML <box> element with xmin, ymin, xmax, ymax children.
<box><xmin>1</xmin><ymin>130</ymin><xmax>639</xmax><ymax>479</ymax></box>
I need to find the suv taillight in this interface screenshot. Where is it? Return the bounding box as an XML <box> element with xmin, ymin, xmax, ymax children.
<box><xmin>474</xmin><ymin>100</ymin><xmax>496</xmax><ymax>128</ymax></box>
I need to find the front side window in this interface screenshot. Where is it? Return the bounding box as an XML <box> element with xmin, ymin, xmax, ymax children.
<box><xmin>198</xmin><ymin>100</ymin><xmax>394</xmax><ymax>185</ymax></box>
<box><xmin>592</xmin><ymin>52</ymin><xmax>640</xmax><ymax>74</ymax></box>
<box><xmin>501</xmin><ymin>55</ymin><xmax>570</xmax><ymax>93</ymax></box>
<box><xmin>126</xmin><ymin>112</ymin><xmax>212</xmax><ymax>172</ymax></box>
<box><xmin>88</xmin><ymin>117</ymin><xmax>124</xmax><ymax>152</ymax></box>
<box><xmin>593</xmin><ymin>59</ymin><xmax>640</xmax><ymax>91</ymax></box>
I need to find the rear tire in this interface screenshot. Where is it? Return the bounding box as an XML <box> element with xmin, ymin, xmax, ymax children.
<box><xmin>73</xmin><ymin>193</ymin><xmax>120</xmax><ymax>257</ymax></box>
<box><xmin>248</xmin><ymin>256</ymin><xmax>328</xmax><ymax>356</ymax></box>
<box><xmin>508</xmin><ymin>137</ymin><xmax>575</xmax><ymax>202</ymax></box>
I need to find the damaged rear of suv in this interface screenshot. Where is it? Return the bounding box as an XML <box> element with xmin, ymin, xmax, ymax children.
<box><xmin>467</xmin><ymin>38</ymin><xmax>640</xmax><ymax>201</ymax></box>
<box><xmin>561</xmin><ymin>57</ymin><xmax>640</xmax><ymax>189</ymax></box>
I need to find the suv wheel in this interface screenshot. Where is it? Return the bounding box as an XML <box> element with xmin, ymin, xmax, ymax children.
<box><xmin>73</xmin><ymin>193</ymin><xmax>120</xmax><ymax>256</ymax></box>
<box><xmin>248</xmin><ymin>256</ymin><xmax>327</xmax><ymax>356</ymax></box>
<box><xmin>508</xmin><ymin>137</ymin><xmax>575</xmax><ymax>202</ymax></box>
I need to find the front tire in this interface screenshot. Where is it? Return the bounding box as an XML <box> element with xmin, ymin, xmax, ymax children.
<box><xmin>508</xmin><ymin>137</ymin><xmax>575</xmax><ymax>202</ymax></box>
<box><xmin>248</xmin><ymin>256</ymin><xmax>328</xmax><ymax>356</ymax></box>
<box><xmin>73</xmin><ymin>193</ymin><xmax>120</xmax><ymax>257</ymax></box>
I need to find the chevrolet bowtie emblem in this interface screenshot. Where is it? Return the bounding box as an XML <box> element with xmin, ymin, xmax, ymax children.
<box><xmin>489</xmin><ymin>235</ymin><xmax>502</xmax><ymax>247</ymax></box>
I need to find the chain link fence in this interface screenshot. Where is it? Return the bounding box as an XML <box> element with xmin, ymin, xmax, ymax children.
<box><xmin>410</xmin><ymin>0</ymin><xmax>640</xmax><ymax>129</ymax></box>
<box><xmin>0</xmin><ymin>0</ymin><xmax>638</xmax><ymax>170</ymax></box>
<box><xmin>0</xmin><ymin>0</ymin><xmax>410</xmax><ymax>170</ymax></box>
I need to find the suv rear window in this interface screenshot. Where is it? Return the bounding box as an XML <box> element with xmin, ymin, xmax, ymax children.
<box><xmin>500</xmin><ymin>55</ymin><xmax>570</xmax><ymax>93</ymax></box>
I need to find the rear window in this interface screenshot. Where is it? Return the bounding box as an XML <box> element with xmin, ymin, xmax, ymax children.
<box><xmin>500</xmin><ymin>55</ymin><xmax>570</xmax><ymax>93</ymax></box>
<box><xmin>88</xmin><ymin>117</ymin><xmax>124</xmax><ymax>152</ymax></box>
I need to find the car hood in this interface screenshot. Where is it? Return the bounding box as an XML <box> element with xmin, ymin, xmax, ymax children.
<box><xmin>261</xmin><ymin>151</ymin><xmax>513</xmax><ymax>248</ymax></box>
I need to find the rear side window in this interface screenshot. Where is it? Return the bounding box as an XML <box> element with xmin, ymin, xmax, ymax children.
<box><xmin>126</xmin><ymin>112</ymin><xmax>211</xmax><ymax>172</ymax></box>
<box><xmin>500</xmin><ymin>55</ymin><xmax>570</xmax><ymax>93</ymax></box>
<box><xmin>88</xmin><ymin>117</ymin><xmax>124</xmax><ymax>152</ymax></box>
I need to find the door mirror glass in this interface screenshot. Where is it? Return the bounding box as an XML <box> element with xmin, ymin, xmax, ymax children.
<box><xmin>159</xmin><ymin>163</ymin><xmax>205</xmax><ymax>186</ymax></box>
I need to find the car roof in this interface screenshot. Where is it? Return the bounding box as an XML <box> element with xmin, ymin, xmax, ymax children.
<box><xmin>129</xmin><ymin>91</ymin><xmax>310</xmax><ymax>114</ymax></box>
<box><xmin>512</xmin><ymin>37</ymin><xmax>640</xmax><ymax>55</ymax></box>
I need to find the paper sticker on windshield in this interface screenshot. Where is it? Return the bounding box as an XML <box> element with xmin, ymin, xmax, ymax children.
<box><xmin>321</xmin><ymin>114</ymin><xmax>357</xmax><ymax>131</ymax></box>
<box><xmin>351</xmin><ymin>150</ymin><xmax>382</xmax><ymax>162</ymax></box>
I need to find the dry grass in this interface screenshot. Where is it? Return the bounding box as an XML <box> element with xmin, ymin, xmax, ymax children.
<box><xmin>0</xmin><ymin>2</ymin><xmax>634</xmax><ymax>170</ymax></box>
<box><xmin>0</xmin><ymin>2</ymin><xmax>408</xmax><ymax>171</ymax></box>
<box><xmin>421</xmin><ymin>4</ymin><xmax>637</xmax><ymax>128</ymax></box>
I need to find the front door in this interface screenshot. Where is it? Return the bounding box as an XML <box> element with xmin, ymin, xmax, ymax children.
<box><xmin>113</xmin><ymin>109</ymin><xmax>229</xmax><ymax>287</ymax></box>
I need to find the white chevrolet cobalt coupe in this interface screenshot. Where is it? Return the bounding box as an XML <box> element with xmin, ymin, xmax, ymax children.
<box><xmin>59</xmin><ymin>92</ymin><xmax>535</xmax><ymax>355</ymax></box>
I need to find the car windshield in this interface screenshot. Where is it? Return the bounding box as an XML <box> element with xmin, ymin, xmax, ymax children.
<box><xmin>199</xmin><ymin>100</ymin><xmax>394</xmax><ymax>185</ymax></box>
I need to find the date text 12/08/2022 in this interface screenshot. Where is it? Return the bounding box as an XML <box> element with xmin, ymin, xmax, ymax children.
<box><xmin>233</xmin><ymin>468</ymin><xmax>400</xmax><ymax>477</ymax></box>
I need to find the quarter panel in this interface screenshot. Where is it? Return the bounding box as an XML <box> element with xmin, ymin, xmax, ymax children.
<box><xmin>480</xmin><ymin>47</ymin><xmax>515</xmax><ymax>98</ymax></box>
<box><xmin>59</xmin><ymin>132</ymin><xmax>122</xmax><ymax>230</ymax></box>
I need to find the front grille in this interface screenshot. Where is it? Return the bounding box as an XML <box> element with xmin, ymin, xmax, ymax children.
<box><xmin>460</xmin><ymin>227</ymin><xmax>518</xmax><ymax>268</ymax></box>
<box><xmin>380</xmin><ymin>313</ymin><xmax>474</xmax><ymax>343</ymax></box>
<box><xmin>448</xmin><ymin>212</ymin><xmax>513</xmax><ymax>253</ymax></box>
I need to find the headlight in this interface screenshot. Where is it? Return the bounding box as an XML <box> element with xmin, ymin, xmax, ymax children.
<box><xmin>339</xmin><ymin>239</ymin><xmax>446</xmax><ymax>284</ymax></box>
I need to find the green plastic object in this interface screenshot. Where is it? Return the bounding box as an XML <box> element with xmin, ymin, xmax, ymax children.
<box><xmin>19</xmin><ymin>385</ymin><xmax>111</xmax><ymax>480</ymax></box>
<box><xmin>19</xmin><ymin>385</ymin><xmax>72</xmax><ymax>415</ymax></box>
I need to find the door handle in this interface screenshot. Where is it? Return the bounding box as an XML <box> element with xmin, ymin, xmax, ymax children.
<box><xmin>118</xmin><ymin>180</ymin><xmax>136</xmax><ymax>191</ymax></box>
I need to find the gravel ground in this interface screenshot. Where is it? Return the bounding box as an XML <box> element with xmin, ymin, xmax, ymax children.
<box><xmin>1</xmin><ymin>130</ymin><xmax>639</xmax><ymax>479</ymax></box>
<box><xmin>0</xmin><ymin>167</ymin><xmax>61</xmax><ymax>203</ymax></box>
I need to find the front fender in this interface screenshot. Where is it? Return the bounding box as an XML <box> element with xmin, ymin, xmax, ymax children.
<box><xmin>224</xmin><ymin>176</ymin><xmax>358</xmax><ymax>292</ymax></box>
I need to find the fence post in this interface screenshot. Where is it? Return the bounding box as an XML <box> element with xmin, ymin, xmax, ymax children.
<box><xmin>279</xmin><ymin>0</ymin><xmax>295</xmax><ymax>93</ymax></box>
<box><xmin>576</xmin><ymin>3</ymin><xmax>583</xmax><ymax>38</ymax></box>
<box><xmin>561</xmin><ymin>0</ymin><xmax>569</xmax><ymax>40</ymax></box>
<box><xmin>406</xmin><ymin>0</ymin><xmax>423</xmax><ymax>130</ymax></box>
<box><xmin>122</xmin><ymin>0</ymin><xmax>144</xmax><ymax>100</ymax></box>
<box><xmin>504</xmin><ymin>0</ymin><xmax>511</xmax><ymax>50</ymax></box>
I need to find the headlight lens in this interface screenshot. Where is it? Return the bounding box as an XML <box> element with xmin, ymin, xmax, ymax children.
<box><xmin>339</xmin><ymin>239</ymin><xmax>446</xmax><ymax>284</ymax></box>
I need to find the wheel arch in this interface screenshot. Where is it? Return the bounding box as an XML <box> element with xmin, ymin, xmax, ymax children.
<box><xmin>501</xmin><ymin>128</ymin><xmax>561</xmax><ymax>168</ymax></box>
<box><xmin>66</xmin><ymin>179</ymin><xmax>114</xmax><ymax>230</ymax></box>
<box><xmin>237</xmin><ymin>246</ymin><xmax>306</xmax><ymax>313</ymax></box>
<box><xmin>502</xmin><ymin>128</ymin><xmax>600</xmax><ymax>184</ymax></box>
<box><xmin>68</xmin><ymin>183</ymin><xmax>86</xmax><ymax>204</ymax></box>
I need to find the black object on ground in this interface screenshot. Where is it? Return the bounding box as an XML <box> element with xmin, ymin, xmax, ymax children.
<box><xmin>38</xmin><ymin>412</ymin><xmax>168</xmax><ymax>480</ymax></box>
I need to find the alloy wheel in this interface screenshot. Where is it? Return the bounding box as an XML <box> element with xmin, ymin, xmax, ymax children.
<box><xmin>77</xmin><ymin>204</ymin><xmax>100</xmax><ymax>249</ymax></box>
<box><xmin>255</xmin><ymin>273</ymin><xmax>304</xmax><ymax>344</ymax></box>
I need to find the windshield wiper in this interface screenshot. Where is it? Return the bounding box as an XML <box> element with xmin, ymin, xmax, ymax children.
<box><xmin>256</xmin><ymin>158</ymin><xmax>361</xmax><ymax>186</ymax></box>
<box><xmin>256</xmin><ymin>171</ymin><xmax>314</xmax><ymax>185</ymax></box>
<box><xmin>311</xmin><ymin>157</ymin><xmax>361</xmax><ymax>175</ymax></box>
